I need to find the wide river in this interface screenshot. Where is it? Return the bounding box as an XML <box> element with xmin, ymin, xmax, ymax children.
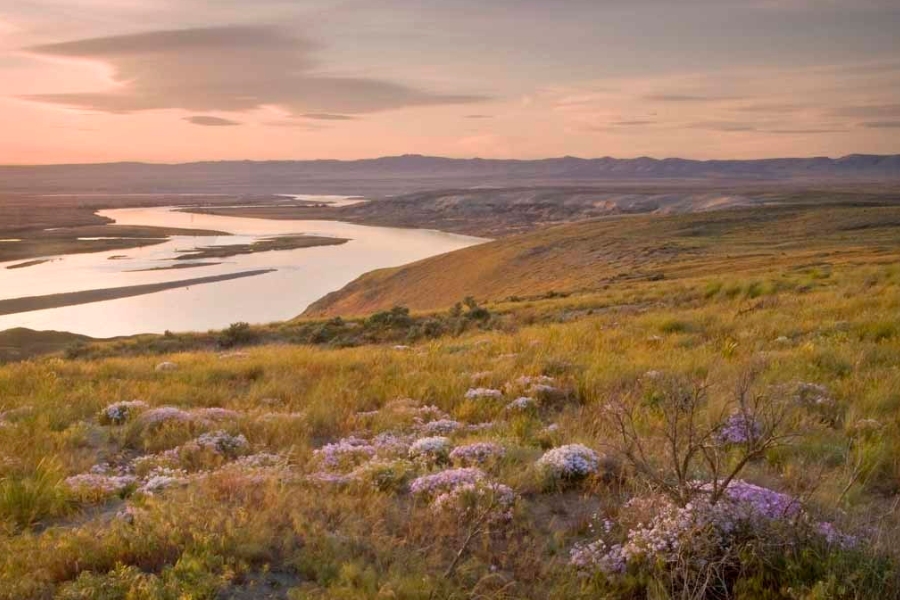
<box><xmin>0</xmin><ymin>202</ymin><xmax>486</xmax><ymax>337</ymax></box>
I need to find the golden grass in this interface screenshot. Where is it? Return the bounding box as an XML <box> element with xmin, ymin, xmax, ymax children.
<box><xmin>1</xmin><ymin>257</ymin><xmax>899</xmax><ymax>597</ymax></box>
<box><xmin>304</xmin><ymin>204</ymin><xmax>900</xmax><ymax>317</ymax></box>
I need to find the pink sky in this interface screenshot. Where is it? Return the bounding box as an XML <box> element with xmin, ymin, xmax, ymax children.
<box><xmin>1</xmin><ymin>1</ymin><xmax>899</xmax><ymax>164</ymax></box>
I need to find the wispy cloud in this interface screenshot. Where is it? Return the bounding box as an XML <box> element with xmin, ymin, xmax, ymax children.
<box><xmin>832</xmin><ymin>104</ymin><xmax>900</xmax><ymax>118</ymax></box>
<box><xmin>21</xmin><ymin>26</ymin><xmax>486</xmax><ymax>116</ymax></box>
<box><xmin>184</xmin><ymin>115</ymin><xmax>241</xmax><ymax>126</ymax></box>
<box><xmin>862</xmin><ymin>121</ymin><xmax>900</xmax><ymax>129</ymax></box>
<box><xmin>301</xmin><ymin>113</ymin><xmax>356</xmax><ymax>120</ymax></box>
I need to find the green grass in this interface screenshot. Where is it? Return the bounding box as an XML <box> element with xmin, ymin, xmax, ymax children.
<box><xmin>1</xmin><ymin>257</ymin><xmax>899</xmax><ymax>597</ymax></box>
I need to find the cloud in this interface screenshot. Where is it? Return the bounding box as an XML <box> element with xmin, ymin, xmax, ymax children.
<box><xmin>184</xmin><ymin>115</ymin><xmax>241</xmax><ymax>126</ymax></box>
<box><xmin>862</xmin><ymin>121</ymin><xmax>900</xmax><ymax>129</ymax></box>
<box><xmin>765</xmin><ymin>128</ymin><xmax>844</xmax><ymax>134</ymax></box>
<box><xmin>832</xmin><ymin>104</ymin><xmax>900</xmax><ymax>118</ymax></box>
<box><xmin>688</xmin><ymin>121</ymin><xmax>757</xmax><ymax>132</ymax></box>
<box><xmin>263</xmin><ymin>119</ymin><xmax>326</xmax><ymax>130</ymax></box>
<box><xmin>301</xmin><ymin>113</ymin><xmax>355</xmax><ymax>120</ymax></box>
<box><xmin>21</xmin><ymin>26</ymin><xmax>486</xmax><ymax>116</ymax></box>
<box><xmin>644</xmin><ymin>93</ymin><xmax>734</xmax><ymax>102</ymax></box>
<box><xmin>612</xmin><ymin>119</ymin><xmax>655</xmax><ymax>126</ymax></box>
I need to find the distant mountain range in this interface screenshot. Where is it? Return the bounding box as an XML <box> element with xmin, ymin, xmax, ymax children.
<box><xmin>2</xmin><ymin>154</ymin><xmax>899</xmax><ymax>195</ymax></box>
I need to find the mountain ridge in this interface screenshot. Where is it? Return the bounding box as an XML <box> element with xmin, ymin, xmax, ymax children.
<box><xmin>2</xmin><ymin>154</ymin><xmax>899</xmax><ymax>194</ymax></box>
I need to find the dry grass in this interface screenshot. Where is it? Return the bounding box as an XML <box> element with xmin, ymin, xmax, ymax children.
<box><xmin>305</xmin><ymin>204</ymin><xmax>900</xmax><ymax>317</ymax></box>
<box><xmin>1</xmin><ymin>255</ymin><xmax>899</xmax><ymax>597</ymax></box>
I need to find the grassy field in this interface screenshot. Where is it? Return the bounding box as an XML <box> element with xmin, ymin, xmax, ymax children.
<box><xmin>305</xmin><ymin>203</ymin><xmax>900</xmax><ymax>317</ymax></box>
<box><xmin>1</xmin><ymin>236</ymin><xmax>899</xmax><ymax>597</ymax></box>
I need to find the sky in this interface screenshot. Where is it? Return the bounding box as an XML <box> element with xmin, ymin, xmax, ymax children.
<box><xmin>1</xmin><ymin>0</ymin><xmax>899</xmax><ymax>164</ymax></box>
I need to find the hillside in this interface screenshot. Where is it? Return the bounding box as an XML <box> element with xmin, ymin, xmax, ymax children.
<box><xmin>188</xmin><ymin>185</ymin><xmax>899</xmax><ymax>238</ymax></box>
<box><xmin>2</xmin><ymin>154</ymin><xmax>899</xmax><ymax>195</ymax></box>
<box><xmin>305</xmin><ymin>203</ymin><xmax>900</xmax><ymax>317</ymax></box>
<box><xmin>1</xmin><ymin>253</ymin><xmax>899</xmax><ymax>598</ymax></box>
<box><xmin>0</xmin><ymin>328</ymin><xmax>90</xmax><ymax>362</ymax></box>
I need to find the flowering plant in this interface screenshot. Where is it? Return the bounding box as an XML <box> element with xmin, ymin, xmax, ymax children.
<box><xmin>465</xmin><ymin>388</ymin><xmax>503</xmax><ymax>401</ymax></box>
<box><xmin>537</xmin><ymin>444</ymin><xmax>601</xmax><ymax>481</ymax></box>
<box><xmin>408</xmin><ymin>436</ymin><xmax>452</xmax><ymax>463</ymax></box>
<box><xmin>449</xmin><ymin>442</ymin><xmax>506</xmax><ymax>466</ymax></box>
<box><xmin>98</xmin><ymin>400</ymin><xmax>148</xmax><ymax>425</ymax></box>
<box><xmin>409</xmin><ymin>467</ymin><xmax>485</xmax><ymax>497</ymax></box>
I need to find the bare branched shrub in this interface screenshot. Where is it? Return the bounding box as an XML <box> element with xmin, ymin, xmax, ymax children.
<box><xmin>595</xmin><ymin>366</ymin><xmax>795</xmax><ymax>506</ymax></box>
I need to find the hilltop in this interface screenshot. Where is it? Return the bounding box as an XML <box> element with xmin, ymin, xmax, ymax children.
<box><xmin>304</xmin><ymin>203</ymin><xmax>900</xmax><ymax>317</ymax></box>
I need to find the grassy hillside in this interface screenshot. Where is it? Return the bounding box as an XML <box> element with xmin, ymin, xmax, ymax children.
<box><xmin>305</xmin><ymin>204</ymin><xmax>900</xmax><ymax>317</ymax></box>
<box><xmin>1</xmin><ymin>254</ymin><xmax>899</xmax><ymax>597</ymax></box>
<box><xmin>0</xmin><ymin>328</ymin><xmax>90</xmax><ymax>362</ymax></box>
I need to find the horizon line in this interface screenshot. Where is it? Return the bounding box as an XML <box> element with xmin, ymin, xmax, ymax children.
<box><xmin>2</xmin><ymin>152</ymin><xmax>899</xmax><ymax>169</ymax></box>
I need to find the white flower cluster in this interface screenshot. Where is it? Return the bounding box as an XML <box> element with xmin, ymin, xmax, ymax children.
<box><xmin>314</xmin><ymin>436</ymin><xmax>376</xmax><ymax>470</ymax></box>
<box><xmin>537</xmin><ymin>444</ymin><xmax>601</xmax><ymax>480</ymax></box>
<box><xmin>371</xmin><ymin>432</ymin><xmax>415</xmax><ymax>457</ymax></box>
<box><xmin>99</xmin><ymin>400</ymin><xmax>148</xmax><ymax>425</ymax></box>
<box><xmin>192</xmin><ymin>407</ymin><xmax>241</xmax><ymax>422</ymax></box>
<box><xmin>431</xmin><ymin>481</ymin><xmax>516</xmax><ymax>522</ymax></box>
<box><xmin>65</xmin><ymin>472</ymin><xmax>136</xmax><ymax>497</ymax></box>
<box><xmin>408</xmin><ymin>436</ymin><xmax>452</xmax><ymax>462</ymax></box>
<box><xmin>137</xmin><ymin>406</ymin><xmax>194</xmax><ymax>426</ymax></box>
<box><xmin>193</xmin><ymin>430</ymin><xmax>248</xmax><ymax>457</ymax></box>
<box><xmin>465</xmin><ymin>388</ymin><xmax>503</xmax><ymax>400</ymax></box>
<box><xmin>571</xmin><ymin>480</ymin><xmax>856</xmax><ymax>578</ymax></box>
<box><xmin>449</xmin><ymin>442</ymin><xmax>506</xmax><ymax>466</ymax></box>
<box><xmin>515</xmin><ymin>375</ymin><xmax>555</xmax><ymax>387</ymax></box>
<box><xmin>138</xmin><ymin>467</ymin><xmax>188</xmax><ymax>494</ymax></box>
<box><xmin>420</xmin><ymin>419</ymin><xmax>462</xmax><ymax>435</ymax></box>
<box><xmin>409</xmin><ymin>467</ymin><xmax>486</xmax><ymax>497</ymax></box>
<box><xmin>505</xmin><ymin>397</ymin><xmax>535</xmax><ymax>411</ymax></box>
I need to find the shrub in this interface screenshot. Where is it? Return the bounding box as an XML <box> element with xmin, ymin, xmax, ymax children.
<box><xmin>218</xmin><ymin>322</ymin><xmax>257</xmax><ymax>348</ymax></box>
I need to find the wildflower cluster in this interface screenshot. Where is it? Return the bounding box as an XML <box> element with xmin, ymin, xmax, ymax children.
<box><xmin>138</xmin><ymin>467</ymin><xmax>188</xmax><ymax>494</ymax></box>
<box><xmin>537</xmin><ymin>444</ymin><xmax>601</xmax><ymax>481</ymax></box>
<box><xmin>371</xmin><ymin>432</ymin><xmax>414</xmax><ymax>457</ymax></box>
<box><xmin>717</xmin><ymin>412</ymin><xmax>762</xmax><ymax>445</ymax></box>
<box><xmin>571</xmin><ymin>479</ymin><xmax>853</xmax><ymax>579</ymax></box>
<box><xmin>314</xmin><ymin>436</ymin><xmax>376</xmax><ymax>470</ymax></box>
<box><xmin>409</xmin><ymin>467</ymin><xmax>486</xmax><ymax>498</ymax></box>
<box><xmin>449</xmin><ymin>442</ymin><xmax>506</xmax><ymax>466</ymax></box>
<box><xmin>98</xmin><ymin>400</ymin><xmax>148</xmax><ymax>425</ymax></box>
<box><xmin>65</xmin><ymin>472</ymin><xmax>136</xmax><ymax>499</ymax></box>
<box><xmin>408</xmin><ymin>436</ymin><xmax>452</xmax><ymax>463</ymax></box>
<box><xmin>192</xmin><ymin>407</ymin><xmax>241</xmax><ymax>422</ymax></box>
<box><xmin>137</xmin><ymin>406</ymin><xmax>193</xmax><ymax>426</ymax></box>
<box><xmin>193</xmin><ymin>430</ymin><xmax>248</xmax><ymax>457</ymax></box>
<box><xmin>505</xmin><ymin>396</ymin><xmax>536</xmax><ymax>411</ymax></box>
<box><xmin>431</xmin><ymin>481</ymin><xmax>516</xmax><ymax>522</ymax></box>
<box><xmin>420</xmin><ymin>419</ymin><xmax>462</xmax><ymax>435</ymax></box>
<box><xmin>465</xmin><ymin>388</ymin><xmax>503</xmax><ymax>400</ymax></box>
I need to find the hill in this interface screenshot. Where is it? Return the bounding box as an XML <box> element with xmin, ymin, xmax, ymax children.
<box><xmin>2</xmin><ymin>154</ymin><xmax>899</xmax><ymax>195</ymax></box>
<box><xmin>0</xmin><ymin>328</ymin><xmax>91</xmax><ymax>362</ymax></box>
<box><xmin>305</xmin><ymin>203</ymin><xmax>900</xmax><ymax>316</ymax></box>
<box><xmin>187</xmin><ymin>184</ymin><xmax>900</xmax><ymax>238</ymax></box>
<box><xmin>1</xmin><ymin>248</ymin><xmax>899</xmax><ymax>598</ymax></box>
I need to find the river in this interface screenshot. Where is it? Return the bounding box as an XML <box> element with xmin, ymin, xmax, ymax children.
<box><xmin>0</xmin><ymin>202</ymin><xmax>486</xmax><ymax>337</ymax></box>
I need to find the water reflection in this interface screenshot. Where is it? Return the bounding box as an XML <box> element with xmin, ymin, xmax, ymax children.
<box><xmin>0</xmin><ymin>204</ymin><xmax>486</xmax><ymax>337</ymax></box>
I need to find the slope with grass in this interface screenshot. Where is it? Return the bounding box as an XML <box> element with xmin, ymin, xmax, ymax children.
<box><xmin>305</xmin><ymin>204</ymin><xmax>900</xmax><ymax>317</ymax></box>
<box><xmin>1</xmin><ymin>257</ymin><xmax>899</xmax><ymax>598</ymax></box>
<box><xmin>0</xmin><ymin>328</ymin><xmax>91</xmax><ymax>362</ymax></box>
